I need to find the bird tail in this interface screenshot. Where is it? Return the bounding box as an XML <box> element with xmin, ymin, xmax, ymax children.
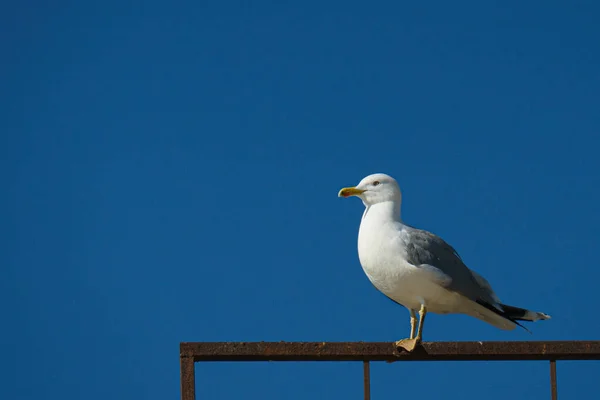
<box><xmin>499</xmin><ymin>304</ymin><xmax>551</xmax><ymax>322</ymax></box>
<box><xmin>465</xmin><ymin>300</ymin><xmax>518</xmax><ymax>330</ymax></box>
<box><xmin>471</xmin><ymin>300</ymin><xmax>551</xmax><ymax>332</ymax></box>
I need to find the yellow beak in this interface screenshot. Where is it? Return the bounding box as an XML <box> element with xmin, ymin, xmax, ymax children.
<box><xmin>338</xmin><ymin>187</ymin><xmax>365</xmax><ymax>198</ymax></box>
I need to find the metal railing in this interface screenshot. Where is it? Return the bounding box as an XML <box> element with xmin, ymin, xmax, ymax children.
<box><xmin>180</xmin><ymin>341</ymin><xmax>600</xmax><ymax>400</ymax></box>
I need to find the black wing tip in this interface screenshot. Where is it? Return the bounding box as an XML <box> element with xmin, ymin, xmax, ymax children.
<box><xmin>476</xmin><ymin>300</ymin><xmax>533</xmax><ymax>333</ymax></box>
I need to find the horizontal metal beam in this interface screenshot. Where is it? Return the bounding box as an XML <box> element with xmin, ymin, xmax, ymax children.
<box><xmin>181</xmin><ymin>341</ymin><xmax>600</xmax><ymax>362</ymax></box>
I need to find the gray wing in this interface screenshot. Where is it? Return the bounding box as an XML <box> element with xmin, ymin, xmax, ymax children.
<box><xmin>402</xmin><ymin>226</ymin><xmax>500</xmax><ymax>307</ymax></box>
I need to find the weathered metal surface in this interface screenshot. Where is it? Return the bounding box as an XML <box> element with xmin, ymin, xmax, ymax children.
<box><xmin>180</xmin><ymin>341</ymin><xmax>600</xmax><ymax>362</ymax></box>
<box><xmin>180</xmin><ymin>356</ymin><xmax>195</xmax><ymax>400</ymax></box>
<box><xmin>550</xmin><ymin>359</ymin><xmax>558</xmax><ymax>400</ymax></box>
<box><xmin>363</xmin><ymin>361</ymin><xmax>370</xmax><ymax>400</ymax></box>
<box><xmin>180</xmin><ymin>341</ymin><xmax>600</xmax><ymax>400</ymax></box>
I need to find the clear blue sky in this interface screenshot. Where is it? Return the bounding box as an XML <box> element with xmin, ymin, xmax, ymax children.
<box><xmin>3</xmin><ymin>1</ymin><xmax>599</xmax><ymax>399</ymax></box>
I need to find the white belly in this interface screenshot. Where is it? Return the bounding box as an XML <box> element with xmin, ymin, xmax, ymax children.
<box><xmin>356</xmin><ymin>207</ymin><xmax>464</xmax><ymax>314</ymax></box>
<box><xmin>358</xmin><ymin>239</ymin><xmax>462</xmax><ymax>314</ymax></box>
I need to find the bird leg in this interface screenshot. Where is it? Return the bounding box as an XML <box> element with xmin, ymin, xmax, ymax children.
<box><xmin>416</xmin><ymin>304</ymin><xmax>427</xmax><ymax>342</ymax></box>
<box><xmin>409</xmin><ymin>309</ymin><xmax>417</xmax><ymax>339</ymax></box>
<box><xmin>395</xmin><ymin>305</ymin><xmax>427</xmax><ymax>352</ymax></box>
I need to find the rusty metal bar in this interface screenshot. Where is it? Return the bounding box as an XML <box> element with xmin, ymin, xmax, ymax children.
<box><xmin>363</xmin><ymin>361</ymin><xmax>370</xmax><ymax>400</ymax></box>
<box><xmin>550</xmin><ymin>359</ymin><xmax>557</xmax><ymax>400</ymax></box>
<box><xmin>181</xmin><ymin>341</ymin><xmax>600</xmax><ymax>362</ymax></box>
<box><xmin>180</xmin><ymin>355</ymin><xmax>195</xmax><ymax>400</ymax></box>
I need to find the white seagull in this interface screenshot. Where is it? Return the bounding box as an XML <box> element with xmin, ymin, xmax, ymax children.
<box><xmin>338</xmin><ymin>173</ymin><xmax>550</xmax><ymax>352</ymax></box>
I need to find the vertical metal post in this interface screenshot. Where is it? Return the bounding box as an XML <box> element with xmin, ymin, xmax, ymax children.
<box><xmin>363</xmin><ymin>361</ymin><xmax>371</xmax><ymax>400</ymax></box>
<box><xmin>181</xmin><ymin>356</ymin><xmax>196</xmax><ymax>400</ymax></box>
<box><xmin>550</xmin><ymin>359</ymin><xmax>557</xmax><ymax>400</ymax></box>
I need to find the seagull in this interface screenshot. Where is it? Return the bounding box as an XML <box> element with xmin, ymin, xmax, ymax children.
<box><xmin>338</xmin><ymin>173</ymin><xmax>550</xmax><ymax>352</ymax></box>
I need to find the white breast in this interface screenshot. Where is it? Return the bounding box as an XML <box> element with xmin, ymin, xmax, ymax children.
<box><xmin>356</xmin><ymin>205</ymin><xmax>461</xmax><ymax>313</ymax></box>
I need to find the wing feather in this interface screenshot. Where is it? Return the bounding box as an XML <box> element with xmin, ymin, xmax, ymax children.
<box><xmin>401</xmin><ymin>226</ymin><xmax>499</xmax><ymax>307</ymax></box>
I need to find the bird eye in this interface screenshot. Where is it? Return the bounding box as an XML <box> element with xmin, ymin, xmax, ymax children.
<box><xmin>372</xmin><ymin>181</ymin><xmax>380</xmax><ymax>186</ymax></box>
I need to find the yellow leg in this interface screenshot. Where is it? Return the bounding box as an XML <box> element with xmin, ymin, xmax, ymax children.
<box><xmin>409</xmin><ymin>309</ymin><xmax>417</xmax><ymax>339</ymax></box>
<box><xmin>396</xmin><ymin>308</ymin><xmax>421</xmax><ymax>352</ymax></box>
<box><xmin>416</xmin><ymin>304</ymin><xmax>427</xmax><ymax>342</ymax></box>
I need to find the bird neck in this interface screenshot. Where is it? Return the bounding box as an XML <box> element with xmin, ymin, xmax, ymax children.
<box><xmin>362</xmin><ymin>200</ymin><xmax>402</xmax><ymax>223</ymax></box>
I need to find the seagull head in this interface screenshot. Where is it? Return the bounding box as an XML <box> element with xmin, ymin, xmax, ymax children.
<box><xmin>338</xmin><ymin>173</ymin><xmax>402</xmax><ymax>206</ymax></box>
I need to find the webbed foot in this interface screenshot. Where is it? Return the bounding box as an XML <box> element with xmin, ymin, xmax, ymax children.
<box><xmin>395</xmin><ymin>338</ymin><xmax>420</xmax><ymax>352</ymax></box>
